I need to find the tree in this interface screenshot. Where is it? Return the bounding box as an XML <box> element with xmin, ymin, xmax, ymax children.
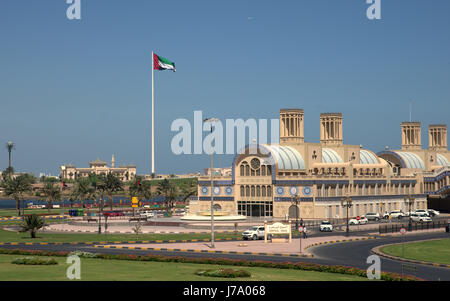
<box><xmin>39</xmin><ymin>182</ymin><xmax>62</xmax><ymax>213</ymax></box>
<box><xmin>157</xmin><ymin>179</ymin><xmax>179</xmax><ymax>214</ymax></box>
<box><xmin>19</xmin><ymin>214</ymin><xmax>45</xmax><ymax>238</ymax></box>
<box><xmin>5</xmin><ymin>141</ymin><xmax>14</xmax><ymax>169</ymax></box>
<box><xmin>103</xmin><ymin>173</ymin><xmax>123</xmax><ymax>210</ymax></box>
<box><xmin>72</xmin><ymin>177</ymin><xmax>93</xmax><ymax>208</ymax></box>
<box><xmin>128</xmin><ymin>177</ymin><xmax>154</xmax><ymax>201</ymax></box>
<box><xmin>2</xmin><ymin>174</ymin><xmax>33</xmax><ymax>216</ymax></box>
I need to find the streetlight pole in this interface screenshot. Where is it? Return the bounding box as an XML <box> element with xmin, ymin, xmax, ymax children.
<box><xmin>204</xmin><ymin>117</ymin><xmax>219</xmax><ymax>249</ymax></box>
<box><xmin>404</xmin><ymin>195</ymin><xmax>415</xmax><ymax>231</ymax></box>
<box><xmin>341</xmin><ymin>195</ymin><xmax>352</xmax><ymax>237</ymax></box>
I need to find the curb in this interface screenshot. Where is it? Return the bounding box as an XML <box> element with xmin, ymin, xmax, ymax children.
<box><xmin>371</xmin><ymin>239</ymin><xmax>450</xmax><ymax>269</ymax></box>
<box><xmin>92</xmin><ymin>244</ymin><xmax>314</xmax><ymax>258</ymax></box>
<box><xmin>0</xmin><ymin>238</ymin><xmax>240</xmax><ymax>246</ymax></box>
<box><xmin>304</xmin><ymin>236</ymin><xmax>378</xmax><ymax>250</ymax></box>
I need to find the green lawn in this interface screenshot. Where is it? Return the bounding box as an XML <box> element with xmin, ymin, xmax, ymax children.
<box><xmin>0</xmin><ymin>254</ymin><xmax>367</xmax><ymax>281</ymax></box>
<box><xmin>0</xmin><ymin>208</ymin><xmax>64</xmax><ymax>217</ymax></box>
<box><xmin>381</xmin><ymin>239</ymin><xmax>450</xmax><ymax>265</ymax></box>
<box><xmin>0</xmin><ymin>229</ymin><xmax>242</xmax><ymax>243</ymax></box>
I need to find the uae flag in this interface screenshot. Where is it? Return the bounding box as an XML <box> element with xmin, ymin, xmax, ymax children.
<box><xmin>153</xmin><ymin>53</ymin><xmax>176</xmax><ymax>72</ymax></box>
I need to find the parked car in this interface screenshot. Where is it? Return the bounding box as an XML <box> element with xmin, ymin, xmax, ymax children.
<box><xmin>383</xmin><ymin>210</ymin><xmax>404</xmax><ymax>219</ymax></box>
<box><xmin>242</xmin><ymin>226</ymin><xmax>267</xmax><ymax>240</ymax></box>
<box><xmin>410</xmin><ymin>213</ymin><xmax>432</xmax><ymax>223</ymax></box>
<box><xmin>427</xmin><ymin>209</ymin><xmax>440</xmax><ymax>217</ymax></box>
<box><xmin>349</xmin><ymin>216</ymin><xmax>368</xmax><ymax>225</ymax></box>
<box><xmin>320</xmin><ymin>220</ymin><xmax>333</xmax><ymax>232</ymax></box>
<box><xmin>140</xmin><ymin>211</ymin><xmax>154</xmax><ymax>218</ymax></box>
<box><xmin>413</xmin><ymin>209</ymin><xmax>430</xmax><ymax>217</ymax></box>
<box><xmin>103</xmin><ymin>211</ymin><xmax>124</xmax><ymax>217</ymax></box>
<box><xmin>364</xmin><ymin>212</ymin><xmax>380</xmax><ymax>221</ymax></box>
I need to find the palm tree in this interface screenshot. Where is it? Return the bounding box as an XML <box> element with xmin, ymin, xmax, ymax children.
<box><xmin>103</xmin><ymin>173</ymin><xmax>123</xmax><ymax>210</ymax></box>
<box><xmin>19</xmin><ymin>214</ymin><xmax>45</xmax><ymax>238</ymax></box>
<box><xmin>2</xmin><ymin>174</ymin><xmax>33</xmax><ymax>216</ymax></box>
<box><xmin>157</xmin><ymin>179</ymin><xmax>179</xmax><ymax>214</ymax></box>
<box><xmin>73</xmin><ymin>178</ymin><xmax>92</xmax><ymax>208</ymax></box>
<box><xmin>39</xmin><ymin>182</ymin><xmax>62</xmax><ymax>213</ymax></box>
<box><xmin>5</xmin><ymin>141</ymin><xmax>14</xmax><ymax>169</ymax></box>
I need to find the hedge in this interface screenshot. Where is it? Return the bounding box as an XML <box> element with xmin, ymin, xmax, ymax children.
<box><xmin>0</xmin><ymin>248</ymin><xmax>422</xmax><ymax>281</ymax></box>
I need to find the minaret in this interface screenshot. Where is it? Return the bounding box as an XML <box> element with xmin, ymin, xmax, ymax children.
<box><xmin>428</xmin><ymin>124</ymin><xmax>447</xmax><ymax>152</ymax></box>
<box><xmin>279</xmin><ymin>109</ymin><xmax>304</xmax><ymax>144</ymax></box>
<box><xmin>111</xmin><ymin>154</ymin><xmax>115</xmax><ymax>168</ymax></box>
<box><xmin>320</xmin><ymin>113</ymin><xmax>343</xmax><ymax>145</ymax></box>
<box><xmin>401</xmin><ymin>122</ymin><xmax>421</xmax><ymax>150</ymax></box>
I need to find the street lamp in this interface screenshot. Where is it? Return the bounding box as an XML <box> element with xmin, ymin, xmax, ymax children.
<box><xmin>204</xmin><ymin>117</ymin><xmax>220</xmax><ymax>249</ymax></box>
<box><xmin>291</xmin><ymin>196</ymin><xmax>300</xmax><ymax>230</ymax></box>
<box><xmin>341</xmin><ymin>195</ymin><xmax>353</xmax><ymax>237</ymax></box>
<box><xmin>404</xmin><ymin>195</ymin><xmax>415</xmax><ymax>231</ymax></box>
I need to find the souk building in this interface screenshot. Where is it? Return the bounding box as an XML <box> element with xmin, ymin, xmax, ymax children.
<box><xmin>189</xmin><ymin>109</ymin><xmax>450</xmax><ymax>219</ymax></box>
<box><xmin>60</xmin><ymin>155</ymin><xmax>137</xmax><ymax>182</ymax></box>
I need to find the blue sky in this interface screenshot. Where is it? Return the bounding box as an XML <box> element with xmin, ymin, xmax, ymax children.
<box><xmin>1</xmin><ymin>0</ymin><xmax>449</xmax><ymax>176</ymax></box>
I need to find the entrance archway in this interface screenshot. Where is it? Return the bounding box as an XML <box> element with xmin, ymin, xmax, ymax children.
<box><xmin>288</xmin><ymin>205</ymin><xmax>299</xmax><ymax>219</ymax></box>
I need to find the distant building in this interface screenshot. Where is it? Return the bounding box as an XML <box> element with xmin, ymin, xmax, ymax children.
<box><xmin>60</xmin><ymin>155</ymin><xmax>136</xmax><ymax>182</ymax></box>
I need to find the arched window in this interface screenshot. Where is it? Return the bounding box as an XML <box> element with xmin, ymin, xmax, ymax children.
<box><xmin>267</xmin><ymin>186</ymin><xmax>272</xmax><ymax>196</ymax></box>
<box><xmin>240</xmin><ymin>186</ymin><xmax>244</xmax><ymax>197</ymax></box>
<box><xmin>245</xmin><ymin>165</ymin><xmax>250</xmax><ymax>176</ymax></box>
<box><xmin>262</xmin><ymin>186</ymin><xmax>266</xmax><ymax>197</ymax></box>
<box><xmin>256</xmin><ymin>186</ymin><xmax>261</xmax><ymax>197</ymax></box>
<box><xmin>240</xmin><ymin>165</ymin><xmax>244</xmax><ymax>176</ymax></box>
<box><xmin>251</xmin><ymin>186</ymin><xmax>255</xmax><ymax>197</ymax></box>
<box><xmin>267</xmin><ymin>166</ymin><xmax>272</xmax><ymax>175</ymax></box>
<box><xmin>246</xmin><ymin>185</ymin><xmax>250</xmax><ymax>197</ymax></box>
<box><xmin>261</xmin><ymin>165</ymin><xmax>266</xmax><ymax>176</ymax></box>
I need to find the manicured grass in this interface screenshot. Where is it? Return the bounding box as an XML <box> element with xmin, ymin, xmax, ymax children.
<box><xmin>0</xmin><ymin>219</ymin><xmax>67</xmax><ymax>226</ymax></box>
<box><xmin>0</xmin><ymin>254</ymin><xmax>367</xmax><ymax>281</ymax></box>
<box><xmin>0</xmin><ymin>208</ymin><xmax>64</xmax><ymax>217</ymax></box>
<box><xmin>381</xmin><ymin>239</ymin><xmax>450</xmax><ymax>265</ymax></box>
<box><xmin>0</xmin><ymin>229</ymin><xmax>242</xmax><ymax>243</ymax></box>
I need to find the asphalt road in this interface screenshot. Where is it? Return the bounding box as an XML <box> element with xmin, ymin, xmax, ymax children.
<box><xmin>2</xmin><ymin>231</ymin><xmax>449</xmax><ymax>280</ymax></box>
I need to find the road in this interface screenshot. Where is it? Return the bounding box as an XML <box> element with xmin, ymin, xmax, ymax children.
<box><xmin>1</xmin><ymin>231</ymin><xmax>449</xmax><ymax>280</ymax></box>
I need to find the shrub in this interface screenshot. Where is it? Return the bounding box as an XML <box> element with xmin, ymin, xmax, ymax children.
<box><xmin>11</xmin><ymin>257</ymin><xmax>58</xmax><ymax>265</ymax></box>
<box><xmin>196</xmin><ymin>268</ymin><xmax>251</xmax><ymax>278</ymax></box>
<box><xmin>69</xmin><ymin>251</ymin><xmax>98</xmax><ymax>258</ymax></box>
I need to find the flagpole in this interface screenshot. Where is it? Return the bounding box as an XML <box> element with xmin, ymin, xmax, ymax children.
<box><xmin>152</xmin><ymin>51</ymin><xmax>155</xmax><ymax>175</ymax></box>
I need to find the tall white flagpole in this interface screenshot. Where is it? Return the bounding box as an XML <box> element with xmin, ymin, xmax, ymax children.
<box><xmin>152</xmin><ymin>51</ymin><xmax>155</xmax><ymax>175</ymax></box>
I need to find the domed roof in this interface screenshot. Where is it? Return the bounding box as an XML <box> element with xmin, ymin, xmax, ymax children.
<box><xmin>437</xmin><ymin>154</ymin><xmax>449</xmax><ymax>166</ymax></box>
<box><xmin>359</xmin><ymin>150</ymin><xmax>379</xmax><ymax>164</ymax></box>
<box><xmin>262</xmin><ymin>144</ymin><xmax>306</xmax><ymax>170</ymax></box>
<box><xmin>322</xmin><ymin>148</ymin><xmax>343</xmax><ymax>163</ymax></box>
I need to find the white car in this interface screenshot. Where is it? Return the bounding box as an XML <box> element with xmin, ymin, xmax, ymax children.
<box><xmin>364</xmin><ymin>212</ymin><xmax>380</xmax><ymax>221</ymax></box>
<box><xmin>410</xmin><ymin>213</ymin><xmax>432</xmax><ymax>223</ymax></box>
<box><xmin>427</xmin><ymin>209</ymin><xmax>440</xmax><ymax>217</ymax></box>
<box><xmin>349</xmin><ymin>216</ymin><xmax>368</xmax><ymax>225</ymax></box>
<box><xmin>413</xmin><ymin>209</ymin><xmax>430</xmax><ymax>217</ymax></box>
<box><xmin>320</xmin><ymin>220</ymin><xmax>333</xmax><ymax>232</ymax></box>
<box><xmin>242</xmin><ymin>226</ymin><xmax>267</xmax><ymax>240</ymax></box>
<box><xmin>139</xmin><ymin>211</ymin><xmax>154</xmax><ymax>218</ymax></box>
<box><xmin>389</xmin><ymin>210</ymin><xmax>405</xmax><ymax>219</ymax></box>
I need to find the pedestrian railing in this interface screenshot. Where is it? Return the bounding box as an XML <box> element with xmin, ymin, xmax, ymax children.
<box><xmin>379</xmin><ymin>220</ymin><xmax>447</xmax><ymax>234</ymax></box>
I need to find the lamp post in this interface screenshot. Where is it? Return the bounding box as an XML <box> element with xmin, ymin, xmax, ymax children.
<box><xmin>204</xmin><ymin>117</ymin><xmax>219</xmax><ymax>249</ymax></box>
<box><xmin>404</xmin><ymin>195</ymin><xmax>415</xmax><ymax>231</ymax></box>
<box><xmin>291</xmin><ymin>196</ymin><xmax>300</xmax><ymax>230</ymax></box>
<box><xmin>341</xmin><ymin>195</ymin><xmax>353</xmax><ymax>237</ymax></box>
